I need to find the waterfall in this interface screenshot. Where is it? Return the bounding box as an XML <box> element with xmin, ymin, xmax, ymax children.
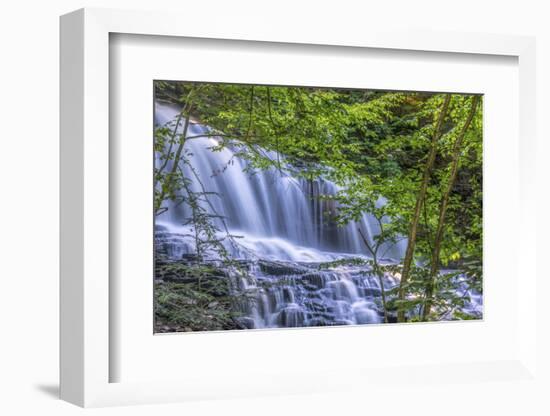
<box><xmin>154</xmin><ymin>102</ymin><xmax>481</xmax><ymax>328</ymax></box>
<box><xmin>155</xmin><ymin>102</ymin><xmax>405</xmax><ymax>259</ymax></box>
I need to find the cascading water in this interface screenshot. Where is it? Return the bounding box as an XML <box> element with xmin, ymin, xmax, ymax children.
<box><xmin>154</xmin><ymin>102</ymin><xmax>481</xmax><ymax>328</ymax></box>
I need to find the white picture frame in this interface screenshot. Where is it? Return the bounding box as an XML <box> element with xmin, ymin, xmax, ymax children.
<box><xmin>60</xmin><ymin>7</ymin><xmax>538</xmax><ymax>408</ymax></box>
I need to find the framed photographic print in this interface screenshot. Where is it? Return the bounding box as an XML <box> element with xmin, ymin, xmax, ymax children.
<box><xmin>60</xmin><ymin>8</ymin><xmax>539</xmax><ymax>409</ymax></box>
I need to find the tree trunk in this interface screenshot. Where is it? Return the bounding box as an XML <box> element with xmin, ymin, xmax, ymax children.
<box><xmin>422</xmin><ymin>95</ymin><xmax>480</xmax><ymax>320</ymax></box>
<box><xmin>397</xmin><ymin>94</ymin><xmax>451</xmax><ymax>322</ymax></box>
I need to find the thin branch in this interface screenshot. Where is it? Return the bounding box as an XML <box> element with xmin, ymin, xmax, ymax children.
<box><xmin>155</xmin><ymin>88</ymin><xmax>197</xmax><ymax>182</ymax></box>
<box><xmin>266</xmin><ymin>87</ymin><xmax>283</xmax><ymax>172</ymax></box>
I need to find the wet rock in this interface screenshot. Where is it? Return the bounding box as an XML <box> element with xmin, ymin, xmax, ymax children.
<box><xmin>277</xmin><ymin>306</ymin><xmax>305</xmax><ymax>327</ymax></box>
<box><xmin>307</xmin><ymin>298</ymin><xmax>327</xmax><ymax>312</ymax></box>
<box><xmin>363</xmin><ymin>288</ymin><xmax>382</xmax><ymax>298</ymax></box>
<box><xmin>300</xmin><ymin>273</ymin><xmax>327</xmax><ymax>289</ymax></box>
<box><xmin>258</xmin><ymin>260</ymin><xmax>307</xmax><ymax>276</ymax></box>
<box><xmin>236</xmin><ymin>317</ymin><xmax>256</xmax><ymax>329</ymax></box>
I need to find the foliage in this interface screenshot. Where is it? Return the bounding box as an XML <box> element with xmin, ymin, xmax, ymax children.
<box><xmin>155</xmin><ymin>282</ymin><xmax>241</xmax><ymax>332</ymax></box>
<box><xmin>154</xmin><ymin>262</ymin><xmax>243</xmax><ymax>332</ymax></box>
<box><xmin>154</xmin><ymin>81</ymin><xmax>483</xmax><ymax>323</ymax></box>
